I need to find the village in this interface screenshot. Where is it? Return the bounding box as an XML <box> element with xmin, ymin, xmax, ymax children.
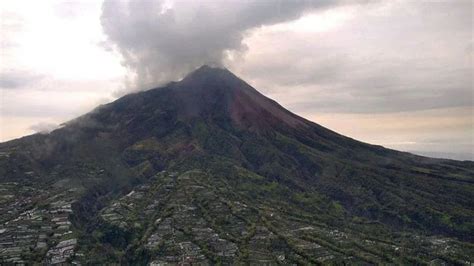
<box><xmin>1</xmin><ymin>170</ymin><xmax>472</xmax><ymax>264</ymax></box>
<box><xmin>0</xmin><ymin>181</ymin><xmax>79</xmax><ymax>264</ymax></box>
<box><xmin>91</xmin><ymin>170</ymin><xmax>472</xmax><ymax>264</ymax></box>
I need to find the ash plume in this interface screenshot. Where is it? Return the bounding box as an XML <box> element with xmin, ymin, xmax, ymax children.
<box><xmin>100</xmin><ymin>0</ymin><xmax>340</xmax><ymax>91</ymax></box>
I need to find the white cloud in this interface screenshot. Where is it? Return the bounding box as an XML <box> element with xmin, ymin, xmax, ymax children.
<box><xmin>0</xmin><ymin>0</ymin><xmax>125</xmax><ymax>141</ymax></box>
<box><xmin>100</xmin><ymin>0</ymin><xmax>344</xmax><ymax>90</ymax></box>
<box><xmin>29</xmin><ymin>122</ymin><xmax>58</xmax><ymax>134</ymax></box>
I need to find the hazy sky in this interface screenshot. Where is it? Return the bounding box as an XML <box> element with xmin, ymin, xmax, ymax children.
<box><xmin>1</xmin><ymin>0</ymin><xmax>472</xmax><ymax>160</ymax></box>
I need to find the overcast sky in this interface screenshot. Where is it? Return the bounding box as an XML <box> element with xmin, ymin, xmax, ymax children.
<box><xmin>1</xmin><ymin>0</ymin><xmax>472</xmax><ymax>160</ymax></box>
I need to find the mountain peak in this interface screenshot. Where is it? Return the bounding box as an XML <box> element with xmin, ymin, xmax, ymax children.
<box><xmin>1</xmin><ymin>64</ymin><xmax>473</xmax><ymax>264</ymax></box>
<box><xmin>191</xmin><ymin>64</ymin><xmax>227</xmax><ymax>73</ymax></box>
<box><xmin>170</xmin><ymin>65</ymin><xmax>307</xmax><ymax>130</ymax></box>
<box><xmin>179</xmin><ymin>65</ymin><xmax>243</xmax><ymax>89</ymax></box>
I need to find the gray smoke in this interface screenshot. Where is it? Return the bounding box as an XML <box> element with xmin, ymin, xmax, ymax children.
<box><xmin>100</xmin><ymin>0</ymin><xmax>341</xmax><ymax>90</ymax></box>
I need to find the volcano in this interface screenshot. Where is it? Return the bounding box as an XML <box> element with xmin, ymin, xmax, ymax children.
<box><xmin>0</xmin><ymin>66</ymin><xmax>473</xmax><ymax>264</ymax></box>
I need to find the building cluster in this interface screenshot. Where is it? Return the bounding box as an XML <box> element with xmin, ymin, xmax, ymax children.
<box><xmin>1</xmin><ymin>169</ymin><xmax>471</xmax><ymax>265</ymax></box>
<box><xmin>0</xmin><ymin>181</ymin><xmax>79</xmax><ymax>264</ymax></box>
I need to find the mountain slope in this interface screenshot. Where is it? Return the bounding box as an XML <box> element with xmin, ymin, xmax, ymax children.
<box><xmin>0</xmin><ymin>66</ymin><xmax>473</xmax><ymax>264</ymax></box>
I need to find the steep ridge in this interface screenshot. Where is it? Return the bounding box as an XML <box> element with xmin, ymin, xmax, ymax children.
<box><xmin>0</xmin><ymin>66</ymin><xmax>473</xmax><ymax>264</ymax></box>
